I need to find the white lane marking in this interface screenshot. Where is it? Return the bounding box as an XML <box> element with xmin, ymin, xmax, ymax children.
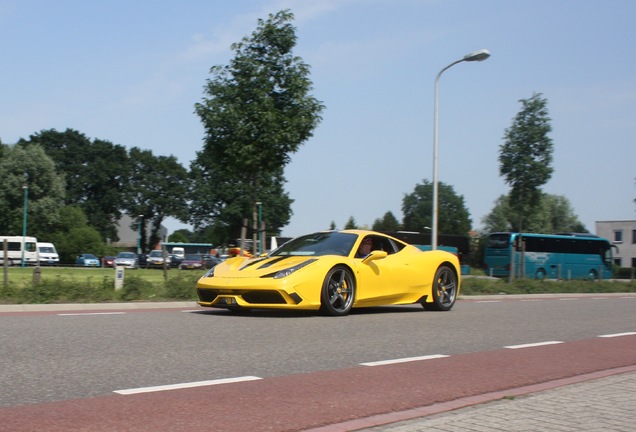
<box><xmin>360</xmin><ymin>354</ymin><xmax>449</xmax><ymax>367</ymax></box>
<box><xmin>114</xmin><ymin>376</ymin><xmax>262</xmax><ymax>395</ymax></box>
<box><xmin>558</xmin><ymin>298</ymin><xmax>579</xmax><ymax>301</ymax></box>
<box><xmin>475</xmin><ymin>300</ymin><xmax>501</xmax><ymax>303</ymax></box>
<box><xmin>598</xmin><ymin>332</ymin><xmax>636</xmax><ymax>338</ymax></box>
<box><xmin>58</xmin><ymin>312</ymin><xmax>126</xmax><ymax>316</ymax></box>
<box><xmin>505</xmin><ymin>341</ymin><xmax>563</xmax><ymax>349</ymax></box>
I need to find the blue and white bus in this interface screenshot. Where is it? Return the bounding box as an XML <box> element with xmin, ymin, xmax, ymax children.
<box><xmin>483</xmin><ymin>232</ymin><xmax>614</xmax><ymax>280</ymax></box>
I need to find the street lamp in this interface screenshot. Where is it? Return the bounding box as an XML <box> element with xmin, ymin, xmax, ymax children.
<box><xmin>432</xmin><ymin>49</ymin><xmax>490</xmax><ymax>250</ymax></box>
<box><xmin>21</xmin><ymin>174</ymin><xmax>28</xmax><ymax>268</ymax></box>
<box><xmin>256</xmin><ymin>202</ymin><xmax>262</xmax><ymax>254</ymax></box>
<box><xmin>137</xmin><ymin>215</ymin><xmax>143</xmax><ymax>254</ymax></box>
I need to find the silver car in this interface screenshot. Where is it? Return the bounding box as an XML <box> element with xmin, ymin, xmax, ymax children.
<box><xmin>114</xmin><ymin>252</ymin><xmax>139</xmax><ymax>269</ymax></box>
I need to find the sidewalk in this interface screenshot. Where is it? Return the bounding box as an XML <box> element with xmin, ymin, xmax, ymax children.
<box><xmin>351</xmin><ymin>369</ymin><xmax>636</xmax><ymax>431</ymax></box>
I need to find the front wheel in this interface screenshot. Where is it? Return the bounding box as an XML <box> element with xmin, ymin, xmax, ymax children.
<box><xmin>423</xmin><ymin>265</ymin><xmax>458</xmax><ymax>311</ymax></box>
<box><xmin>320</xmin><ymin>265</ymin><xmax>355</xmax><ymax>316</ymax></box>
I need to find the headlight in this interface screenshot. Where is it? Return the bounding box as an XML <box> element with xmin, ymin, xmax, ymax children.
<box><xmin>273</xmin><ymin>259</ymin><xmax>317</xmax><ymax>279</ymax></box>
<box><xmin>202</xmin><ymin>266</ymin><xmax>216</xmax><ymax>278</ymax></box>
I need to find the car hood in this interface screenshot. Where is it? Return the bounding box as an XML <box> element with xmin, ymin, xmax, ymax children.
<box><xmin>211</xmin><ymin>255</ymin><xmax>320</xmax><ymax>278</ymax></box>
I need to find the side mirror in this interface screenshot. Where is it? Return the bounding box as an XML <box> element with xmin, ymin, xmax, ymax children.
<box><xmin>362</xmin><ymin>250</ymin><xmax>388</xmax><ymax>263</ymax></box>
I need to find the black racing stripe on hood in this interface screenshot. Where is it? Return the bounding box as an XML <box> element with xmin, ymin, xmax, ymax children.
<box><xmin>257</xmin><ymin>256</ymin><xmax>293</xmax><ymax>269</ymax></box>
<box><xmin>239</xmin><ymin>258</ymin><xmax>267</xmax><ymax>270</ymax></box>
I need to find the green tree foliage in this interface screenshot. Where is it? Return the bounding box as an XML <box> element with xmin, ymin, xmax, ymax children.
<box><xmin>499</xmin><ymin>93</ymin><xmax>554</xmax><ymax>231</ymax></box>
<box><xmin>402</xmin><ymin>179</ymin><xmax>472</xmax><ymax>236</ymax></box>
<box><xmin>344</xmin><ymin>216</ymin><xmax>357</xmax><ymax>229</ymax></box>
<box><xmin>372</xmin><ymin>211</ymin><xmax>401</xmax><ymax>232</ymax></box>
<box><xmin>48</xmin><ymin>205</ymin><xmax>105</xmax><ymax>262</ymax></box>
<box><xmin>0</xmin><ymin>144</ymin><xmax>65</xmax><ymax>238</ymax></box>
<box><xmin>191</xmin><ymin>10</ymin><xmax>324</xmax><ymax>244</ymax></box>
<box><xmin>123</xmin><ymin>147</ymin><xmax>189</xmax><ymax>251</ymax></box>
<box><xmin>482</xmin><ymin>193</ymin><xmax>587</xmax><ymax>234</ymax></box>
<box><xmin>18</xmin><ymin>129</ymin><xmax>129</xmax><ymax>241</ymax></box>
<box><xmin>167</xmin><ymin>229</ymin><xmax>190</xmax><ymax>243</ymax></box>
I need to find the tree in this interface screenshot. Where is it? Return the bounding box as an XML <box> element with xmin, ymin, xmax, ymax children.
<box><xmin>167</xmin><ymin>229</ymin><xmax>191</xmax><ymax>243</ymax></box>
<box><xmin>18</xmin><ymin>129</ymin><xmax>129</xmax><ymax>241</ymax></box>
<box><xmin>499</xmin><ymin>93</ymin><xmax>554</xmax><ymax>231</ymax></box>
<box><xmin>49</xmin><ymin>205</ymin><xmax>105</xmax><ymax>262</ymax></box>
<box><xmin>344</xmin><ymin>216</ymin><xmax>357</xmax><ymax>229</ymax></box>
<box><xmin>482</xmin><ymin>193</ymin><xmax>587</xmax><ymax>234</ymax></box>
<box><xmin>402</xmin><ymin>179</ymin><xmax>471</xmax><ymax>236</ymax></box>
<box><xmin>191</xmin><ymin>10</ymin><xmax>324</xmax><ymax>245</ymax></box>
<box><xmin>372</xmin><ymin>211</ymin><xmax>401</xmax><ymax>232</ymax></box>
<box><xmin>0</xmin><ymin>143</ymin><xmax>66</xmax><ymax>238</ymax></box>
<box><xmin>123</xmin><ymin>147</ymin><xmax>189</xmax><ymax>251</ymax></box>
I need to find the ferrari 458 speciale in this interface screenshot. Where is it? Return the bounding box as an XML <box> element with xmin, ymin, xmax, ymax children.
<box><xmin>196</xmin><ymin>230</ymin><xmax>460</xmax><ymax>316</ymax></box>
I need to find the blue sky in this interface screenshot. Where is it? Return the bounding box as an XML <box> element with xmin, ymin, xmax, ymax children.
<box><xmin>2</xmin><ymin>0</ymin><xmax>635</xmax><ymax>238</ymax></box>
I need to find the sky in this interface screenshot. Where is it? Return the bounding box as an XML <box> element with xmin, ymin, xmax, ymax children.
<box><xmin>1</xmin><ymin>0</ymin><xmax>635</xmax><ymax>238</ymax></box>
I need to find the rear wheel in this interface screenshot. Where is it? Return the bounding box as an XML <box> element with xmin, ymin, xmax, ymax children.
<box><xmin>423</xmin><ymin>265</ymin><xmax>458</xmax><ymax>311</ymax></box>
<box><xmin>320</xmin><ymin>266</ymin><xmax>355</xmax><ymax>316</ymax></box>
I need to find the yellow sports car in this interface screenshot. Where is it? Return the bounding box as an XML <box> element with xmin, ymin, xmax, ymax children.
<box><xmin>195</xmin><ymin>230</ymin><xmax>461</xmax><ymax>316</ymax></box>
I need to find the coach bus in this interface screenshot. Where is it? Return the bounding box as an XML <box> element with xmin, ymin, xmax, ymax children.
<box><xmin>0</xmin><ymin>236</ymin><xmax>39</xmax><ymax>266</ymax></box>
<box><xmin>483</xmin><ymin>232</ymin><xmax>614</xmax><ymax>280</ymax></box>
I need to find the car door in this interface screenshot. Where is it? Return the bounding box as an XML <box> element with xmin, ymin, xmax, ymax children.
<box><xmin>353</xmin><ymin>237</ymin><xmax>422</xmax><ymax>306</ymax></box>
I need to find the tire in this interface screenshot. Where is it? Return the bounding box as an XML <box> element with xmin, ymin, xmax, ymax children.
<box><xmin>535</xmin><ymin>269</ymin><xmax>546</xmax><ymax>280</ymax></box>
<box><xmin>587</xmin><ymin>270</ymin><xmax>597</xmax><ymax>281</ymax></box>
<box><xmin>320</xmin><ymin>265</ymin><xmax>355</xmax><ymax>316</ymax></box>
<box><xmin>423</xmin><ymin>265</ymin><xmax>458</xmax><ymax>311</ymax></box>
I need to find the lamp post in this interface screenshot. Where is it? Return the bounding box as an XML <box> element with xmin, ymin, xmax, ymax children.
<box><xmin>137</xmin><ymin>215</ymin><xmax>143</xmax><ymax>255</ymax></box>
<box><xmin>256</xmin><ymin>202</ymin><xmax>262</xmax><ymax>254</ymax></box>
<box><xmin>21</xmin><ymin>175</ymin><xmax>28</xmax><ymax>268</ymax></box>
<box><xmin>432</xmin><ymin>49</ymin><xmax>490</xmax><ymax>250</ymax></box>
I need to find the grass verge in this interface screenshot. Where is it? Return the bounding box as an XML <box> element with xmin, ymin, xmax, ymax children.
<box><xmin>0</xmin><ymin>266</ymin><xmax>634</xmax><ymax>304</ymax></box>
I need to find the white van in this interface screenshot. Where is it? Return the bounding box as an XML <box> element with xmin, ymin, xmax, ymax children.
<box><xmin>0</xmin><ymin>236</ymin><xmax>39</xmax><ymax>266</ymax></box>
<box><xmin>171</xmin><ymin>246</ymin><xmax>185</xmax><ymax>259</ymax></box>
<box><xmin>37</xmin><ymin>242</ymin><xmax>59</xmax><ymax>265</ymax></box>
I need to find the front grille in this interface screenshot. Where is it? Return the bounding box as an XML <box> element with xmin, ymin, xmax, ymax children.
<box><xmin>242</xmin><ymin>291</ymin><xmax>286</xmax><ymax>304</ymax></box>
<box><xmin>197</xmin><ymin>289</ymin><xmax>219</xmax><ymax>303</ymax></box>
<box><xmin>197</xmin><ymin>288</ymin><xmax>287</xmax><ymax>304</ymax></box>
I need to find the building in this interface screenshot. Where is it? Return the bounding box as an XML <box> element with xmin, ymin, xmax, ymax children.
<box><xmin>595</xmin><ymin>220</ymin><xmax>636</xmax><ymax>268</ymax></box>
<box><xmin>110</xmin><ymin>214</ymin><xmax>167</xmax><ymax>251</ymax></box>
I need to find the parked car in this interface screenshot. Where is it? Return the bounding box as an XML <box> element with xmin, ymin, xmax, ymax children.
<box><xmin>178</xmin><ymin>254</ymin><xmax>222</xmax><ymax>270</ymax></box>
<box><xmin>146</xmin><ymin>250</ymin><xmax>170</xmax><ymax>269</ymax></box>
<box><xmin>137</xmin><ymin>253</ymin><xmax>148</xmax><ymax>268</ymax></box>
<box><xmin>76</xmin><ymin>253</ymin><xmax>100</xmax><ymax>267</ymax></box>
<box><xmin>169</xmin><ymin>254</ymin><xmax>183</xmax><ymax>268</ymax></box>
<box><xmin>37</xmin><ymin>242</ymin><xmax>60</xmax><ymax>266</ymax></box>
<box><xmin>102</xmin><ymin>256</ymin><xmax>116</xmax><ymax>267</ymax></box>
<box><xmin>114</xmin><ymin>252</ymin><xmax>139</xmax><ymax>269</ymax></box>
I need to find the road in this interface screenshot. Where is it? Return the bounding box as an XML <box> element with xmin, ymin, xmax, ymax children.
<box><xmin>1</xmin><ymin>294</ymin><xmax>635</xmax><ymax>430</ymax></box>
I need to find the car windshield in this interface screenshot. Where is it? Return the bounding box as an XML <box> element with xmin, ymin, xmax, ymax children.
<box><xmin>148</xmin><ymin>251</ymin><xmax>164</xmax><ymax>257</ymax></box>
<box><xmin>117</xmin><ymin>253</ymin><xmax>135</xmax><ymax>258</ymax></box>
<box><xmin>270</xmin><ymin>232</ymin><xmax>357</xmax><ymax>257</ymax></box>
<box><xmin>184</xmin><ymin>254</ymin><xmax>202</xmax><ymax>260</ymax></box>
<box><xmin>85</xmin><ymin>254</ymin><xmax>98</xmax><ymax>259</ymax></box>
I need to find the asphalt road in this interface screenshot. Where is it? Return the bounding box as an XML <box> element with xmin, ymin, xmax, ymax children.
<box><xmin>1</xmin><ymin>294</ymin><xmax>634</xmax><ymax>430</ymax></box>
